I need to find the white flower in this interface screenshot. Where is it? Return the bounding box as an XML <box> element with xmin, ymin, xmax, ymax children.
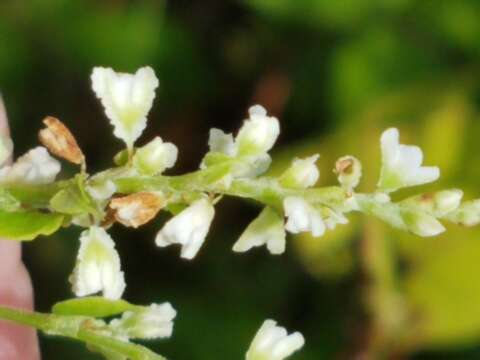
<box><xmin>280</xmin><ymin>155</ymin><xmax>319</xmax><ymax>189</ymax></box>
<box><xmin>0</xmin><ymin>134</ymin><xmax>13</xmax><ymax>167</ymax></box>
<box><xmin>155</xmin><ymin>198</ymin><xmax>215</xmax><ymax>259</ymax></box>
<box><xmin>0</xmin><ymin>146</ymin><xmax>60</xmax><ymax>184</ymax></box>
<box><xmin>233</xmin><ymin>207</ymin><xmax>286</xmax><ymax>255</ymax></box>
<box><xmin>335</xmin><ymin>155</ymin><xmax>362</xmax><ymax>192</ymax></box>
<box><xmin>246</xmin><ymin>319</ymin><xmax>305</xmax><ymax>360</ymax></box>
<box><xmin>109</xmin><ymin>302</ymin><xmax>176</xmax><ymax>340</ymax></box>
<box><xmin>133</xmin><ymin>136</ymin><xmax>178</xmax><ymax>176</ymax></box>
<box><xmin>378</xmin><ymin>128</ymin><xmax>439</xmax><ymax>192</ymax></box>
<box><xmin>208</xmin><ymin>128</ymin><xmax>237</xmax><ymax>156</ymax></box>
<box><xmin>87</xmin><ymin>180</ymin><xmax>117</xmax><ymax>201</ymax></box>
<box><xmin>236</xmin><ymin>105</ymin><xmax>280</xmax><ymax>156</ymax></box>
<box><xmin>69</xmin><ymin>226</ymin><xmax>126</xmax><ymax>300</ymax></box>
<box><xmin>283</xmin><ymin>197</ymin><xmax>325</xmax><ymax>237</ymax></box>
<box><xmin>91</xmin><ymin>66</ymin><xmax>159</xmax><ymax>148</ymax></box>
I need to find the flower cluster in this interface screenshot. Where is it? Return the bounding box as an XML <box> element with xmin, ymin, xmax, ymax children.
<box><xmin>2</xmin><ymin>65</ymin><xmax>480</xmax><ymax>359</ymax></box>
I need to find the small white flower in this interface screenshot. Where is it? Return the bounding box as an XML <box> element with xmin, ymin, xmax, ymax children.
<box><xmin>91</xmin><ymin>66</ymin><xmax>159</xmax><ymax>148</ymax></box>
<box><xmin>0</xmin><ymin>146</ymin><xmax>60</xmax><ymax>184</ymax></box>
<box><xmin>155</xmin><ymin>198</ymin><xmax>215</xmax><ymax>259</ymax></box>
<box><xmin>0</xmin><ymin>134</ymin><xmax>13</xmax><ymax>167</ymax></box>
<box><xmin>87</xmin><ymin>180</ymin><xmax>117</xmax><ymax>201</ymax></box>
<box><xmin>378</xmin><ymin>128</ymin><xmax>439</xmax><ymax>192</ymax></box>
<box><xmin>69</xmin><ymin>226</ymin><xmax>126</xmax><ymax>300</ymax></box>
<box><xmin>335</xmin><ymin>155</ymin><xmax>362</xmax><ymax>192</ymax></box>
<box><xmin>236</xmin><ymin>105</ymin><xmax>280</xmax><ymax>156</ymax></box>
<box><xmin>280</xmin><ymin>154</ymin><xmax>319</xmax><ymax>189</ymax></box>
<box><xmin>109</xmin><ymin>302</ymin><xmax>176</xmax><ymax>340</ymax></box>
<box><xmin>133</xmin><ymin>136</ymin><xmax>178</xmax><ymax>176</ymax></box>
<box><xmin>208</xmin><ymin>128</ymin><xmax>237</xmax><ymax>157</ymax></box>
<box><xmin>284</xmin><ymin>197</ymin><xmax>325</xmax><ymax>237</ymax></box>
<box><xmin>246</xmin><ymin>319</ymin><xmax>305</xmax><ymax>360</ymax></box>
<box><xmin>233</xmin><ymin>207</ymin><xmax>286</xmax><ymax>255</ymax></box>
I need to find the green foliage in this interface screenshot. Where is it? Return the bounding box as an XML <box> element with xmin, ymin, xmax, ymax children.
<box><xmin>0</xmin><ymin>210</ymin><xmax>64</xmax><ymax>241</ymax></box>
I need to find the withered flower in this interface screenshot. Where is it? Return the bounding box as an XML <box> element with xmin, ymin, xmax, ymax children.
<box><xmin>110</xmin><ymin>192</ymin><xmax>164</xmax><ymax>228</ymax></box>
<box><xmin>39</xmin><ymin>116</ymin><xmax>85</xmax><ymax>165</ymax></box>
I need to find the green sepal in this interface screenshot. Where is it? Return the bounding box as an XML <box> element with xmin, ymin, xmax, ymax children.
<box><xmin>52</xmin><ymin>297</ymin><xmax>138</xmax><ymax>318</ymax></box>
<box><xmin>0</xmin><ymin>210</ymin><xmax>64</xmax><ymax>241</ymax></box>
<box><xmin>114</xmin><ymin>149</ymin><xmax>130</xmax><ymax>167</ymax></box>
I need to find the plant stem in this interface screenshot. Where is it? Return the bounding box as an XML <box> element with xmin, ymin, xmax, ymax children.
<box><xmin>0</xmin><ymin>305</ymin><xmax>167</xmax><ymax>360</ymax></box>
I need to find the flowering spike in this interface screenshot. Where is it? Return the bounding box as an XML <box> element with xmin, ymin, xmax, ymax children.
<box><xmin>155</xmin><ymin>198</ymin><xmax>215</xmax><ymax>259</ymax></box>
<box><xmin>233</xmin><ymin>207</ymin><xmax>286</xmax><ymax>255</ymax></box>
<box><xmin>378</xmin><ymin>128</ymin><xmax>439</xmax><ymax>192</ymax></box>
<box><xmin>246</xmin><ymin>319</ymin><xmax>305</xmax><ymax>360</ymax></box>
<box><xmin>69</xmin><ymin>226</ymin><xmax>126</xmax><ymax>300</ymax></box>
<box><xmin>91</xmin><ymin>66</ymin><xmax>159</xmax><ymax>148</ymax></box>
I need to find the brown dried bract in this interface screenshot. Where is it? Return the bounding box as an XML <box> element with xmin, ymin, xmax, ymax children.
<box><xmin>110</xmin><ymin>192</ymin><xmax>164</xmax><ymax>228</ymax></box>
<box><xmin>39</xmin><ymin>116</ymin><xmax>84</xmax><ymax>165</ymax></box>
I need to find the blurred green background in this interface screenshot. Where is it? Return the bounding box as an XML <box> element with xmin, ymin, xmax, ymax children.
<box><xmin>1</xmin><ymin>0</ymin><xmax>480</xmax><ymax>358</ymax></box>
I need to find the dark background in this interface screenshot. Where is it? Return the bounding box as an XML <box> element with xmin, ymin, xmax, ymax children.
<box><xmin>1</xmin><ymin>0</ymin><xmax>480</xmax><ymax>358</ymax></box>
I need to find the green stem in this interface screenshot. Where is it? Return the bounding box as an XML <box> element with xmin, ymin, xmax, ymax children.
<box><xmin>0</xmin><ymin>305</ymin><xmax>167</xmax><ymax>360</ymax></box>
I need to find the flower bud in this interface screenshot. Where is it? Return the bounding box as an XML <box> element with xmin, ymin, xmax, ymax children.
<box><xmin>91</xmin><ymin>67</ymin><xmax>159</xmax><ymax>148</ymax></box>
<box><xmin>445</xmin><ymin>199</ymin><xmax>480</xmax><ymax>227</ymax></box>
<box><xmin>335</xmin><ymin>155</ymin><xmax>362</xmax><ymax>192</ymax></box>
<box><xmin>377</xmin><ymin>128</ymin><xmax>439</xmax><ymax>192</ymax></box>
<box><xmin>400</xmin><ymin>208</ymin><xmax>445</xmax><ymax>237</ymax></box>
<box><xmin>133</xmin><ymin>136</ymin><xmax>178</xmax><ymax>176</ymax></box>
<box><xmin>69</xmin><ymin>226</ymin><xmax>126</xmax><ymax>300</ymax></box>
<box><xmin>110</xmin><ymin>192</ymin><xmax>163</xmax><ymax>228</ymax></box>
<box><xmin>155</xmin><ymin>198</ymin><xmax>215</xmax><ymax>259</ymax></box>
<box><xmin>402</xmin><ymin>189</ymin><xmax>463</xmax><ymax>218</ymax></box>
<box><xmin>246</xmin><ymin>319</ymin><xmax>305</xmax><ymax>360</ymax></box>
<box><xmin>233</xmin><ymin>207</ymin><xmax>286</xmax><ymax>255</ymax></box>
<box><xmin>280</xmin><ymin>154</ymin><xmax>319</xmax><ymax>189</ymax></box>
<box><xmin>236</xmin><ymin>105</ymin><xmax>280</xmax><ymax>156</ymax></box>
<box><xmin>39</xmin><ymin>116</ymin><xmax>84</xmax><ymax>165</ymax></box>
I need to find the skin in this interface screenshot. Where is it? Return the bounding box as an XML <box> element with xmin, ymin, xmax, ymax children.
<box><xmin>0</xmin><ymin>97</ymin><xmax>40</xmax><ymax>359</ymax></box>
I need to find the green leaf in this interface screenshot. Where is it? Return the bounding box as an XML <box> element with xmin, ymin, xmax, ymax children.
<box><xmin>0</xmin><ymin>210</ymin><xmax>64</xmax><ymax>241</ymax></box>
<box><xmin>53</xmin><ymin>297</ymin><xmax>137</xmax><ymax>318</ymax></box>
